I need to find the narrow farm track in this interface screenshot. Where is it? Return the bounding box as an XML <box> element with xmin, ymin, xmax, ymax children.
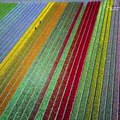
<box><xmin>0</xmin><ymin>1</ymin><xmax>119</xmax><ymax>120</ymax></box>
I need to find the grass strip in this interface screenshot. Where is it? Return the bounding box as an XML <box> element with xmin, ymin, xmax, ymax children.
<box><xmin>0</xmin><ymin>3</ymin><xmax>25</xmax><ymax>35</ymax></box>
<box><xmin>0</xmin><ymin>3</ymin><xmax>16</xmax><ymax>20</ymax></box>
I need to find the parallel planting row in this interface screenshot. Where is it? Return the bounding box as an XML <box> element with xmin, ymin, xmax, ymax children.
<box><xmin>0</xmin><ymin>1</ymin><xmax>120</xmax><ymax>120</ymax></box>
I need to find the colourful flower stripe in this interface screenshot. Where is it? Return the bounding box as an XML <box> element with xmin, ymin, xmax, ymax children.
<box><xmin>0</xmin><ymin>1</ymin><xmax>119</xmax><ymax>120</ymax></box>
<box><xmin>0</xmin><ymin>3</ymin><xmax>52</xmax><ymax>94</ymax></box>
<box><xmin>29</xmin><ymin>3</ymin><xmax>83</xmax><ymax>120</ymax></box>
<box><xmin>14</xmin><ymin>4</ymin><xmax>79</xmax><ymax>120</ymax></box>
<box><xmin>50</xmin><ymin>3</ymin><xmax>93</xmax><ymax>119</ymax></box>
<box><xmin>33</xmin><ymin>3</ymin><xmax>81</xmax><ymax>120</ymax></box>
<box><xmin>70</xmin><ymin>1</ymin><xmax>104</xmax><ymax>119</ymax></box>
<box><xmin>0</xmin><ymin>3</ymin><xmax>66</xmax><ymax>115</ymax></box>
<box><xmin>42</xmin><ymin>2</ymin><xmax>91</xmax><ymax>119</ymax></box>
<box><xmin>98</xmin><ymin>0</ymin><xmax>118</xmax><ymax>119</ymax></box>
<box><xmin>84</xmin><ymin>1</ymin><xmax>113</xmax><ymax>120</ymax></box>
<box><xmin>90</xmin><ymin>1</ymin><xmax>113</xmax><ymax>120</ymax></box>
<box><xmin>0</xmin><ymin>3</ymin><xmax>47</xmax><ymax>62</ymax></box>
